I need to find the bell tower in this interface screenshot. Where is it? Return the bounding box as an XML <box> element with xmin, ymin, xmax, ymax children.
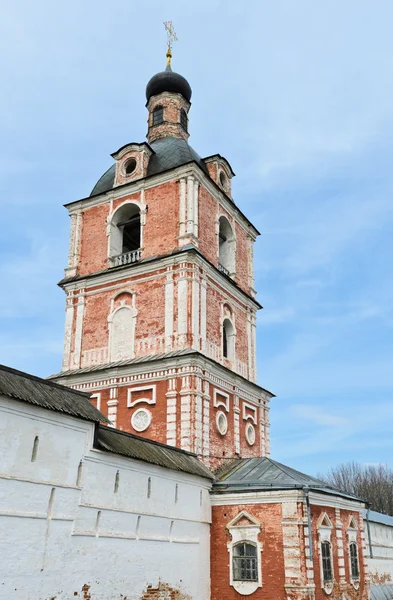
<box><xmin>50</xmin><ymin>39</ymin><xmax>273</xmax><ymax>470</ymax></box>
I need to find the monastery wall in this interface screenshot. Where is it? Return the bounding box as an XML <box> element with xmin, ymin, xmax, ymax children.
<box><xmin>365</xmin><ymin>513</ymin><xmax>393</xmax><ymax>586</ymax></box>
<box><xmin>0</xmin><ymin>396</ymin><xmax>211</xmax><ymax>600</ymax></box>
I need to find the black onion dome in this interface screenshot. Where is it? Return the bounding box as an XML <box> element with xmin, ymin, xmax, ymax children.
<box><xmin>90</xmin><ymin>137</ymin><xmax>207</xmax><ymax>197</ymax></box>
<box><xmin>146</xmin><ymin>66</ymin><xmax>192</xmax><ymax>103</ymax></box>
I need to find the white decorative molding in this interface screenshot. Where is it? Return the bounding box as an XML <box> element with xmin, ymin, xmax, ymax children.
<box><xmin>90</xmin><ymin>393</ymin><xmax>101</xmax><ymax>412</ymax></box>
<box><xmin>127</xmin><ymin>385</ymin><xmax>156</xmax><ymax>408</ymax></box>
<box><xmin>242</xmin><ymin>401</ymin><xmax>257</xmax><ymax>424</ymax></box>
<box><xmin>165</xmin><ymin>267</ymin><xmax>174</xmax><ymax>351</ymax></box>
<box><xmin>213</xmin><ymin>388</ymin><xmax>230</xmax><ymax>412</ymax></box>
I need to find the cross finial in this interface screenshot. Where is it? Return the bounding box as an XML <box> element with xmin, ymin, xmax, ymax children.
<box><xmin>163</xmin><ymin>21</ymin><xmax>178</xmax><ymax>67</ymax></box>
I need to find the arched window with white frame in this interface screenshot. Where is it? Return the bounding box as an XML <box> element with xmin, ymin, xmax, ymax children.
<box><xmin>347</xmin><ymin>516</ymin><xmax>360</xmax><ymax>587</ymax></box>
<box><xmin>218</xmin><ymin>215</ymin><xmax>235</xmax><ymax>277</ymax></box>
<box><xmin>317</xmin><ymin>513</ymin><xmax>334</xmax><ymax>593</ymax></box>
<box><xmin>227</xmin><ymin>510</ymin><xmax>262</xmax><ymax>596</ymax></box>
<box><xmin>222</xmin><ymin>318</ymin><xmax>235</xmax><ymax>361</ymax></box>
<box><xmin>109</xmin><ymin>203</ymin><xmax>141</xmax><ymax>266</ymax></box>
<box><xmin>108</xmin><ymin>302</ymin><xmax>137</xmax><ymax>362</ymax></box>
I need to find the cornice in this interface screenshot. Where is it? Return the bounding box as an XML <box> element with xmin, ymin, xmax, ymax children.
<box><xmin>59</xmin><ymin>247</ymin><xmax>262</xmax><ymax>311</ymax></box>
<box><xmin>65</xmin><ymin>161</ymin><xmax>259</xmax><ymax>238</ymax></box>
<box><xmin>50</xmin><ymin>351</ymin><xmax>274</xmax><ymax>401</ymax></box>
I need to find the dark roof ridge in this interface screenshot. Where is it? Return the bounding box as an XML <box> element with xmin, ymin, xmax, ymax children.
<box><xmin>0</xmin><ymin>363</ymin><xmax>91</xmax><ymax>398</ymax></box>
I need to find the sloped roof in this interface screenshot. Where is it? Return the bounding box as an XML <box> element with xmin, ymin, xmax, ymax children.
<box><xmin>213</xmin><ymin>457</ymin><xmax>364</xmax><ymax>501</ymax></box>
<box><xmin>90</xmin><ymin>137</ymin><xmax>208</xmax><ymax>196</ymax></box>
<box><xmin>370</xmin><ymin>584</ymin><xmax>393</xmax><ymax>600</ymax></box>
<box><xmin>366</xmin><ymin>510</ymin><xmax>393</xmax><ymax>527</ymax></box>
<box><xmin>96</xmin><ymin>425</ymin><xmax>214</xmax><ymax>480</ymax></box>
<box><xmin>0</xmin><ymin>363</ymin><xmax>110</xmax><ymax>424</ymax></box>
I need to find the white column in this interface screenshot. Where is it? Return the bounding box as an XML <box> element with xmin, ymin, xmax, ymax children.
<box><xmin>202</xmin><ymin>380</ymin><xmax>210</xmax><ymax>464</ymax></box>
<box><xmin>186</xmin><ymin>176</ymin><xmax>194</xmax><ymax>234</ymax></box>
<box><xmin>180</xmin><ymin>374</ymin><xmax>191</xmax><ymax>452</ymax></box>
<box><xmin>107</xmin><ymin>385</ymin><xmax>118</xmax><ymax>428</ymax></box>
<box><xmin>73</xmin><ymin>211</ymin><xmax>82</xmax><ymax>268</ymax></box>
<box><xmin>177</xmin><ymin>265</ymin><xmax>188</xmax><ymax>348</ymax></box>
<box><xmin>192</xmin><ymin>274</ymin><xmax>200</xmax><ymax>350</ymax></box>
<box><xmin>251</xmin><ymin>311</ymin><xmax>257</xmax><ymax>382</ymax></box>
<box><xmin>166</xmin><ymin>377</ymin><xmax>177</xmax><ymax>446</ymax></box>
<box><xmin>67</xmin><ymin>214</ymin><xmax>77</xmax><ymax>268</ymax></box>
<box><xmin>179</xmin><ymin>178</ymin><xmax>186</xmax><ymax>238</ymax></box>
<box><xmin>164</xmin><ymin>267</ymin><xmax>174</xmax><ymax>350</ymax></box>
<box><xmin>200</xmin><ymin>276</ymin><xmax>207</xmax><ymax>352</ymax></box>
<box><xmin>73</xmin><ymin>290</ymin><xmax>85</xmax><ymax>368</ymax></box>
<box><xmin>195</xmin><ymin>375</ymin><xmax>203</xmax><ymax>457</ymax></box>
<box><xmin>247</xmin><ymin>310</ymin><xmax>253</xmax><ymax>380</ymax></box>
<box><xmin>62</xmin><ymin>295</ymin><xmax>74</xmax><ymax>371</ymax></box>
<box><xmin>193</xmin><ymin>180</ymin><xmax>199</xmax><ymax>239</ymax></box>
<box><xmin>234</xmin><ymin>395</ymin><xmax>240</xmax><ymax>455</ymax></box>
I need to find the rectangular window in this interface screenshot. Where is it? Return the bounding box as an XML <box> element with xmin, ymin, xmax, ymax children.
<box><xmin>233</xmin><ymin>543</ymin><xmax>258</xmax><ymax>582</ymax></box>
<box><xmin>350</xmin><ymin>543</ymin><xmax>359</xmax><ymax>579</ymax></box>
<box><xmin>321</xmin><ymin>541</ymin><xmax>333</xmax><ymax>583</ymax></box>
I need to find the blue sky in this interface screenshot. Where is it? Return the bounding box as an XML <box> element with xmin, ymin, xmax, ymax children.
<box><xmin>1</xmin><ymin>0</ymin><xmax>392</xmax><ymax>475</ymax></box>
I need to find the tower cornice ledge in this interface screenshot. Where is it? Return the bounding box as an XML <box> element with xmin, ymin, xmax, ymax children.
<box><xmin>47</xmin><ymin>349</ymin><xmax>275</xmax><ymax>401</ymax></box>
<box><xmin>65</xmin><ymin>161</ymin><xmax>260</xmax><ymax>238</ymax></box>
<box><xmin>58</xmin><ymin>246</ymin><xmax>262</xmax><ymax>310</ymax></box>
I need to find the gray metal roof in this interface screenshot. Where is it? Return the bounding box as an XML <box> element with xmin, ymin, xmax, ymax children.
<box><xmin>48</xmin><ymin>348</ymin><xmax>196</xmax><ymax>379</ymax></box>
<box><xmin>96</xmin><ymin>425</ymin><xmax>214</xmax><ymax>480</ymax></box>
<box><xmin>371</xmin><ymin>584</ymin><xmax>393</xmax><ymax>600</ymax></box>
<box><xmin>366</xmin><ymin>509</ymin><xmax>393</xmax><ymax>527</ymax></box>
<box><xmin>213</xmin><ymin>457</ymin><xmax>364</xmax><ymax>501</ymax></box>
<box><xmin>90</xmin><ymin>137</ymin><xmax>208</xmax><ymax>196</ymax></box>
<box><xmin>0</xmin><ymin>363</ymin><xmax>110</xmax><ymax>424</ymax></box>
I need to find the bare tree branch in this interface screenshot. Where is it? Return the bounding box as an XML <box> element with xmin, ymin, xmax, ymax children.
<box><xmin>318</xmin><ymin>461</ymin><xmax>393</xmax><ymax>516</ymax></box>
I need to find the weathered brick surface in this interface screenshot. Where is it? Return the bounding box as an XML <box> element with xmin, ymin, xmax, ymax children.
<box><xmin>211</xmin><ymin>503</ymin><xmax>286</xmax><ymax>600</ymax></box>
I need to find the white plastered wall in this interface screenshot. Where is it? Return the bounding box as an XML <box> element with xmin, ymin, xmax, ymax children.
<box><xmin>0</xmin><ymin>396</ymin><xmax>212</xmax><ymax>600</ymax></box>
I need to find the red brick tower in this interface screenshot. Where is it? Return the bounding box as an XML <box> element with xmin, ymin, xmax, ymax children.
<box><xmin>51</xmin><ymin>52</ymin><xmax>273</xmax><ymax>470</ymax></box>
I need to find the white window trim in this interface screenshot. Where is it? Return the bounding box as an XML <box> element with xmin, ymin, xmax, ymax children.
<box><xmin>347</xmin><ymin>518</ymin><xmax>360</xmax><ymax>589</ymax></box>
<box><xmin>317</xmin><ymin>513</ymin><xmax>334</xmax><ymax>595</ymax></box>
<box><xmin>127</xmin><ymin>385</ymin><xmax>157</xmax><ymax>408</ymax></box>
<box><xmin>227</xmin><ymin>510</ymin><xmax>262</xmax><ymax>596</ymax></box>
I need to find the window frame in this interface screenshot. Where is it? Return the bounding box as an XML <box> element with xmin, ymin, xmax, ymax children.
<box><xmin>180</xmin><ymin>108</ymin><xmax>188</xmax><ymax>131</ymax></box>
<box><xmin>153</xmin><ymin>105</ymin><xmax>164</xmax><ymax>126</ymax></box>
<box><xmin>321</xmin><ymin>541</ymin><xmax>333</xmax><ymax>584</ymax></box>
<box><xmin>317</xmin><ymin>513</ymin><xmax>334</xmax><ymax>594</ymax></box>
<box><xmin>227</xmin><ymin>510</ymin><xmax>262</xmax><ymax>595</ymax></box>
<box><xmin>232</xmin><ymin>542</ymin><xmax>258</xmax><ymax>582</ymax></box>
<box><xmin>349</xmin><ymin>542</ymin><xmax>360</xmax><ymax>580</ymax></box>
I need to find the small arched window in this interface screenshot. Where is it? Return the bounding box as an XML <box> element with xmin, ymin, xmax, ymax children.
<box><xmin>153</xmin><ymin>105</ymin><xmax>164</xmax><ymax>126</ymax></box>
<box><xmin>218</xmin><ymin>216</ymin><xmax>235</xmax><ymax>276</ymax></box>
<box><xmin>233</xmin><ymin>542</ymin><xmax>258</xmax><ymax>582</ymax></box>
<box><xmin>223</xmin><ymin>318</ymin><xmax>235</xmax><ymax>361</ymax></box>
<box><xmin>321</xmin><ymin>541</ymin><xmax>333</xmax><ymax>583</ymax></box>
<box><xmin>350</xmin><ymin>542</ymin><xmax>359</xmax><ymax>579</ymax></box>
<box><xmin>180</xmin><ymin>108</ymin><xmax>188</xmax><ymax>131</ymax></box>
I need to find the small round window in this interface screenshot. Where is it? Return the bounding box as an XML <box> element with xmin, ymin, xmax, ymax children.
<box><xmin>124</xmin><ymin>158</ymin><xmax>137</xmax><ymax>176</ymax></box>
<box><xmin>216</xmin><ymin>411</ymin><xmax>228</xmax><ymax>436</ymax></box>
<box><xmin>246</xmin><ymin>423</ymin><xmax>256</xmax><ymax>446</ymax></box>
<box><xmin>219</xmin><ymin>171</ymin><xmax>227</xmax><ymax>189</ymax></box>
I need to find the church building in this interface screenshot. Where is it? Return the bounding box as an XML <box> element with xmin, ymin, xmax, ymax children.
<box><xmin>0</xmin><ymin>43</ymin><xmax>371</xmax><ymax>600</ymax></box>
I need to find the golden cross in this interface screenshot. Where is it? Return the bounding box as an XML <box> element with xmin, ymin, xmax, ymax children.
<box><xmin>163</xmin><ymin>21</ymin><xmax>178</xmax><ymax>52</ymax></box>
